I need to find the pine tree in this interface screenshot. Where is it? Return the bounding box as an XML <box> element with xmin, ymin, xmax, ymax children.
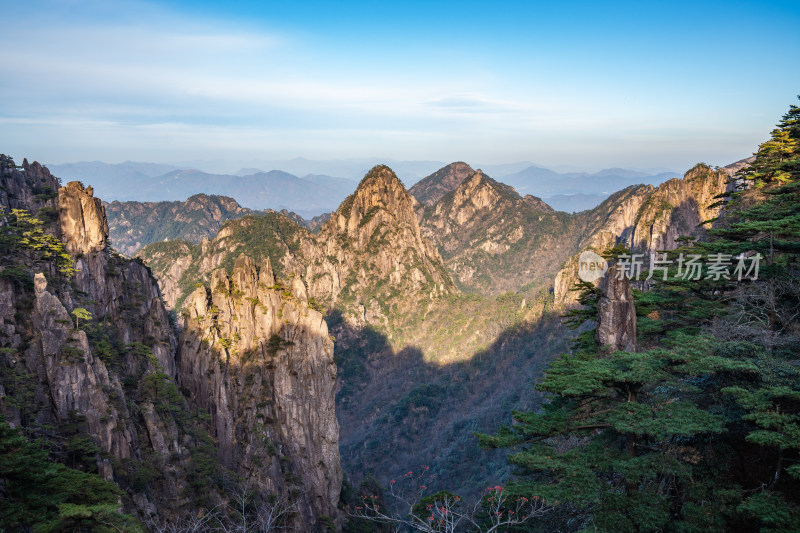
<box><xmin>735</xmin><ymin>97</ymin><xmax>800</xmax><ymax>187</ymax></box>
<box><xmin>479</xmin><ymin>301</ymin><xmax>755</xmax><ymax>531</ymax></box>
<box><xmin>71</xmin><ymin>307</ymin><xmax>92</xmax><ymax>329</ymax></box>
<box><xmin>1</xmin><ymin>208</ymin><xmax>77</xmax><ymax>277</ymax></box>
<box><xmin>0</xmin><ymin>419</ymin><xmax>142</xmax><ymax>532</ymax></box>
<box><xmin>479</xmin><ymin>98</ymin><xmax>800</xmax><ymax>532</ymax></box>
<box><xmin>709</xmin><ymin>98</ymin><xmax>800</xmax><ymax>531</ymax></box>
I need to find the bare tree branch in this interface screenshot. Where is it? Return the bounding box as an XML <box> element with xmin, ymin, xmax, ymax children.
<box><xmin>345</xmin><ymin>467</ymin><xmax>550</xmax><ymax>532</ymax></box>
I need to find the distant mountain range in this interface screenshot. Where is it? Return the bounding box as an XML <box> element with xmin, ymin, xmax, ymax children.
<box><xmin>48</xmin><ymin>162</ymin><xmax>357</xmax><ymax>218</ymax></box>
<box><xmin>496</xmin><ymin>165</ymin><xmax>680</xmax><ymax>208</ymax></box>
<box><xmin>544</xmin><ymin>194</ymin><xmax>610</xmax><ymax>213</ymax></box>
<box><xmin>48</xmin><ymin>159</ymin><xmax>681</xmax><ymax>216</ymax></box>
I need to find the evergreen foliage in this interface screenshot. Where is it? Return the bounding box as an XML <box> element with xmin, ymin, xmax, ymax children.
<box><xmin>735</xmin><ymin>99</ymin><xmax>800</xmax><ymax>187</ymax></box>
<box><xmin>479</xmin><ymin>98</ymin><xmax>800</xmax><ymax>532</ymax></box>
<box><xmin>0</xmin><ymin>208</ymin><xmax>76</xmax><ymax>277</ymax></box>
<box><xmin>71</xmin><ymin>307</ymin><xmax>92</xmax><ymax>329</ymax></box>
<box><xmin>0</xmin><ymin>419</ymin><xmax>142</xmax><ymax>532</ymax></box>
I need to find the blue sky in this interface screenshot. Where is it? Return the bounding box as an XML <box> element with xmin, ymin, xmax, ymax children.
<box><xmin>1</xmin><ymin>0</ymin><xmax>798</xmax><ymax>172</ymax></box>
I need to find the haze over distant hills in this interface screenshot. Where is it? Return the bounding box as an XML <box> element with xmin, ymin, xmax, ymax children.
<box><xmin>544</xmin><ymin>194</ymin><xmax>610</xmax><ymax>212</ymax></box>
<box><xmin>48</xmin><ymin>162</ymin><xmax>357</xmax><ymax>218</ymax></box>
<box><xmin>498</xmin><ymin>165</ymin><xmax>681</xmax><ymax>207</ymax></box>
<box><xmin>48</xmin><ymin>159</ymin><xmax>680</xmax><ymax>216</ymax></box>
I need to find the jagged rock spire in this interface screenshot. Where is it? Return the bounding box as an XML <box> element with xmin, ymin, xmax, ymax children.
<box><xmin>58</xmin><ymin>181</ymin><xmax>109</xmax><ymax>254</ymax></box>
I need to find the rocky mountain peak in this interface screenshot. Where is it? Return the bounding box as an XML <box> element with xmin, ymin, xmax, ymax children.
<box><xmin>419</xmin><ymin>168</ymin><xmax>579</xmax><ymax>294</ymax></box>
<box><xmin>323</xmin><ymin>164</ymin><xmax>423</xmax><ymax>251</ymax></box>
<box><xmin>138</xmin><ymin>163</ymin><xmax>454</xmax><ymax>332</ymax></box>
<box><xmin>295</xmin><ymin>165</ymin><xmax>454</xmax><ymax>324</ymax></box>
<box><xmin>58</xmin><ymin>180</ymin><xmax>109</xmax><ymax>254</ymax></box>
<box><xmin>442</xmin><ymin>170</ymin><xmax>519</xmax><ymax>223</ymax></box>
<box><xmin>185</xmin><ymin>193</ymin><xmax>228</xmax><ymax>212</ymax></box>
<box><xmin>409</xmin><ymin>161</ymin><xmax>475</xmax><ymax>206</ymax></box>
<box><xmin>628</xmin><ymin>163</ymin><xmax>728</xmax><ymax>252</ymax></box>
<box><xmin>553</xmin><ymin>162</ymin><xmax>731</xmax><ymax>305</ymax></box>
<box><xmin>1</xmin><ymin>154</ymin><xmax>60</xmax><ymax>213</ymax></box>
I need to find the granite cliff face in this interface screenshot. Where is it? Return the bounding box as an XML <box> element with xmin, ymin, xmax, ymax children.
<box><xmin>31</xmin><ymin>271</ymin><xmax>137</xmax><ymax>461</ymax></box>
<box><xmin>0</xmin><ymin>155</ymin><xmax>342</xmax><ymax>530</ymax></box>
<box><xmin>552</xmin><ymin>186</ymin><xmax>653</xmax><ymax>303</ymax></box>
<box><xmin>58</xmin><ymin>181</ymin><xmax>109</xmax><ymax>254</ymax></box>
<box><xmin>57</xmin><ymin>181</ymin><xmax>178</xmax><ymax>379</ymax></box>
<box><xmin>1</xmin><ymin>158</ymin><xmax>187</xmax><ymax>519</ymax></box>
<box><xmin>628</xmin><ymin>164</ymin><xmax>728</xmax><ymax>252</ymax></box>
<box><xmin>553</xmin><ymin>164</ymin><xmax>730</xmax><ymax>304</ymax></box>
<box><xmin>141</xmin><ymin>240</ymin><xmax>195</xmax><ymax>309</ymax></box>
<box><xmin>178</xmin><ymin>255</ymin><xmax>341</xmax><ymax>528</ymax></box>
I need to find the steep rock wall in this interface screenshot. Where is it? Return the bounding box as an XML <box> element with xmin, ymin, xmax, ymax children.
<box><xmin>554</xmin><ymin>164</ymin><xmax>730</xmax><ymax>304</ymax></box>
<box><xmin>178</xmin><ymin>254</ymin><xmax>341</xmax><ymax>528</ymax></box>
<box><xmin>0</xmin><ymin>157</ymin><xmax>190</xmax><ymax>519</ymax></box>
<box><xmin>1</xmin><ymin>156</ymin><xmax>343</xmax><ymax>529</ymax></box>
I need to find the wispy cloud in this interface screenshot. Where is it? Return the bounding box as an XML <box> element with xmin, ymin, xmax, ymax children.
<box><xmin>0</xmin><ymin>0</ymin><xmax>796</xmax><ymax>168</ymax></box>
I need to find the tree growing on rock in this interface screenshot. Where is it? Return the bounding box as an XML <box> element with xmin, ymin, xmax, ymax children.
<box><xmin>71</xmin><ymin>307</ymin><xmax>92</xmax><ymax>329</ymax></box>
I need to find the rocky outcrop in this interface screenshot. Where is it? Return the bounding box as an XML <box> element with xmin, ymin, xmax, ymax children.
<box><xmin>0</xmin><ymin>155</ymin><xmax>61</xmax><ymax>214</ymax></box>
<box><xmin>595</xmin><ymin>265</ymin><xmax>637</xmax><ymax>352</ymax></box>
<box><xmin>137</xmin><ymin>212</ymin><xmax>308</xmax><ymax>309</ymax></box>
<box><xmin>178</xmin><ymin>255</ymin><xmax>341</xmax><ymax>528</ymax></box>
<box><xmin>58</xmin><ymin>181</ymin><xmax>109</xmax><ymax>254</ymax></box>
<box><xmin>628</xmin><ymin>164</ymin><xmax>728</xmax><ymax>252</ymax></box>
<box><xmin>421</xmin><ymin>170</ymin><xmax>578</xmax><ymax>294</ymax></box>
<box><xmin>32</xmin><ymin>272</ymin><xmax>137</xmax><ymax>461</ymax></box>
<box><xmin>1</xmin><ymin>157</ymin><xmax>189</xmax><ymax>520</ymax></box>
<box><xmin>723</xmin><ymin>156</ymin><xmax>756</xmax><ymax>179</ymax></box>
<box><xmin>56</xmin><ymin>177</ymin><xmax>178</xmax><ymax>377</ymax></box>
<box><xmin>554</xmin><ymin>164</ymin><xmax>730</xmax><ymax>304</ymax></box>
<box><xmin>409</xmin><ymin>161</ymin><xmax>475</xmax><ymax>206</ymax></box>
<box><xmin>553</xmin><ymin>186</ymin><xmax>652</xmax><ymax>303</ymax></box>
